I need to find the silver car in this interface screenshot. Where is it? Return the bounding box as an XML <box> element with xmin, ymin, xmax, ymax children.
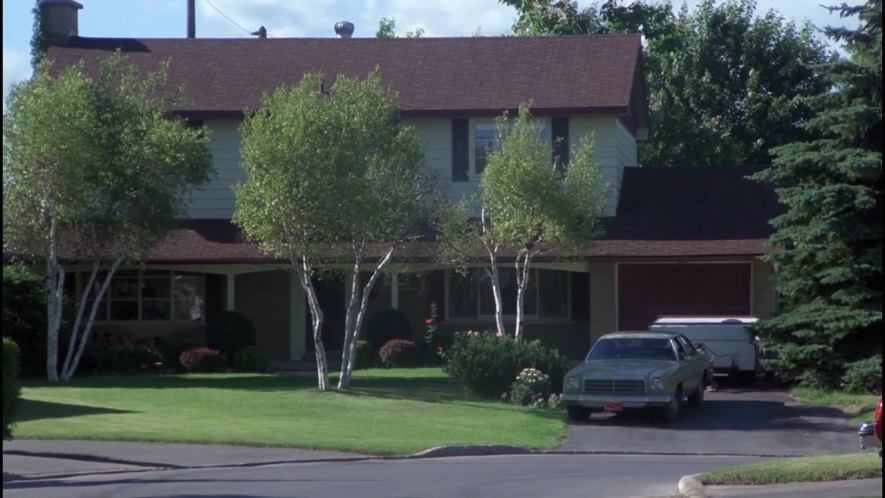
<box><xmin>560</xmin><ymin>331</ymin><xmax>712</xmax><ymax>422</ymax></box>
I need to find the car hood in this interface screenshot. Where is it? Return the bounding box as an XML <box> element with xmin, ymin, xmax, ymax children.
<box><xmin>570</xmin><ymin>360</ymin><xmax>675</xmax><ymax>379</ymax></box>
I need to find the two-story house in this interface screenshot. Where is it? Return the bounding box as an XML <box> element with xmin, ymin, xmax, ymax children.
<box><xmin>39</xmin><ymin>0</ymin><xmax>783</xmax><ymax>362</ymax></box>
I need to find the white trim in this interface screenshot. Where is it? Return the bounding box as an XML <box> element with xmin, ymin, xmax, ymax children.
<box><xmin>226</xmin><ymin>274</ymin><xmax>235</xmax><ymax>311</ymax></box>
<box><xmin>614</xmin><ymin>261</ymin><xmax>620</xmax><ymax>331</ymax></box>
<box><xmin>391</xmin><ymin>272</ymin><xmax>399</xmax><ymax>309</ymax></box>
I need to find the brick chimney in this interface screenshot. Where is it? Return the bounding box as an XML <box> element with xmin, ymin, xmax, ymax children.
<box><xmin>39</xmin><ymin>0</ymin><xmax>83</xmax><ymax>45</ymax></box>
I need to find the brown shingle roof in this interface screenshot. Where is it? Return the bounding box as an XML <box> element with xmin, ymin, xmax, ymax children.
<box><xmin>46</xmin><ymin>35</ymin><xmax>645</xmax><ymax>119</ymax></box>
<box><xmin>137</xmin><ymin>166</ymin><xmax>782</xmax><ymax>264</ymax></box>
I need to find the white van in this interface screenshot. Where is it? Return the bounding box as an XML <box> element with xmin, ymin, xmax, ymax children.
<box><xmin>650</xmin><ymin>316</ymin><xmax>759</xmax><ymax>380</ymax></box>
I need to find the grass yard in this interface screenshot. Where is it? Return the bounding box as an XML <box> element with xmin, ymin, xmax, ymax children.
<box><xmin>13</xmin><ymin>368</ymin><xmax>566</xmax><ymax>455</ymax></box>
<box><xmin>699</xmin><ymin>452</ymin><xmax>882</xmax><ymax>485</ymax></box>
<box><xmin>790</xmin><ymin>388</ymin><xmax>879</xmax><ymax>424</ymax></box>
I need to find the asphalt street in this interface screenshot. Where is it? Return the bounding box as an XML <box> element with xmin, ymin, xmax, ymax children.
<box><xmin>3</xmin><ymin>453</ymin><xmax>766</xmax><ymax>498</ymax></box>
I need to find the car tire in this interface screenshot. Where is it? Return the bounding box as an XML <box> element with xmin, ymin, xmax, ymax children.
<box><xmin>687</xmin><ymin>379</ymin><xmax>704</xmax><ymax>406</ymax></box>
<box><xmin>660</xmin><ymin>386</ymin><xmax>683</xmax><ymax>422</ymax></box>
<box><xmin>566</xmin><ymin>405</ymin><xmax>593</xmax><ymax>422</ymax></box>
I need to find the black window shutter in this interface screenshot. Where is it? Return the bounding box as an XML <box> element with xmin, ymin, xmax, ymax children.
<box><xmin>451</xmin><ymin>119</ymin><xmax>469</xmax><ymax>182</ymax></box>
<box><xmin>552</xmin><ymin>117</ymin><xmax>569</xmax><ymax>168</ymax></box>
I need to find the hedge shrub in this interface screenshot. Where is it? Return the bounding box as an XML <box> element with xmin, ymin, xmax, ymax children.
<box><xmin>2</xmin><ymin>265</ymin><xmax>47</xmax><ymax>377</ymax></box>
<box><xmin>354</xmin><ymin>340</ymin><xmax>377</xmax><ymax>369</ymax></box>
<box><xmin>366</xmin><ymin>309</ymin><xmax>413</xmax><ymax>351</ymax></box>
<box><xmin>842</xmin><ymin>355</ymin><xmax>882</xmax><ymax>394</ymax></box>
<box><xmin>180</xmin><ymin>347</ymin><xmax>226</xmax><ymax>373</ymax></box>
<box><xmin>233</xmin><ymin>346</ymin><xmax>269</xmax><ymax>372</ymax></box>
<box><xmin>109</xmin><ymin>344</ymin><xmax>162</xmax><ymax>372</ymax></box>
<box><xmin>207</xmin><ymin>311</ymin><xmax>256</xmax><ymax>364</ymax></box>
<box><xmin>379</xmin><ymin>339</ymin><xmax>419</xmax><ymax>368</ymax></box>
<box><xmin>445</xmin><ymin>331</ymin><xmax>570</xmax><ymax>398</ymax></box>
<box><xmin>3</xmin><ymin>338</ymin><xmax>22</xmax><ymax>438</ymax></box>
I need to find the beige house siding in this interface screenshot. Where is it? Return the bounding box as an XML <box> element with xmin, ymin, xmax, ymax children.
<box><xmin>570</xmin><ymin>117</ymin><xmax>633</xmax><ymax>216</ymax></box>
<box><xmin>752</xmin><ymin>259</ymin><xmax>778</xmax><ymax>318</ymax></box>
<box><xmin>589</xmin><ymin>261</ymin><xmax>616</xmax><ymax>344</ymax></box>
<box><xmin>186</xmin><ymin>119</ymin><xmax>245</xmax><ymax>219</ymax></box>
<box><xmin>235</xmin><ymin>270</ymin><xmax>291</xmax><ymax>362</ymax></box>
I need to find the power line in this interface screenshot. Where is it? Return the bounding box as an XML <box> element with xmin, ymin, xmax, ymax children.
<box><xmin>203</xmin><ymin>0</ymin><xmax>252</xmax><ymax>36</ymax></box>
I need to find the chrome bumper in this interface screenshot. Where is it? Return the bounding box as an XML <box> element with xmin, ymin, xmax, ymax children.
<box><xmin>858</xmin><ymin>422</ymin><xmax>881</xmax><ymax>449</ymax></box>
<box><xmin>560</xmin><ymin>392</ymin><xmax>673</xmax><ymax>408</ymax></box>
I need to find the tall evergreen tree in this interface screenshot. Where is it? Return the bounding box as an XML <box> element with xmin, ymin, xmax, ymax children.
<box><xmin>752</xmin><ymin>0</ymin><xmax>882</xmax><ymax>389</ymax></box>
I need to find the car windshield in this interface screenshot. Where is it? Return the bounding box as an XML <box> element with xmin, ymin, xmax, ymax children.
<box><xmin>586</xmin><ymin>337</ymin><xmax>676</xmax><ymax>361</ymax></box>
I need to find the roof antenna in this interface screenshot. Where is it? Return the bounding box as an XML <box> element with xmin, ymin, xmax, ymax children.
<box><xmin>251</xmin><ymin>26</ymin><xmax>267</xmax><ymax>38</ymax></box>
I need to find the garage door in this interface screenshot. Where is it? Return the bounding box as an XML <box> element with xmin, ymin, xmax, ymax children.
<box><xmin>617</xmin><ymin>263</ymin><xmax>751</xmax><ymax>330</ymax></box>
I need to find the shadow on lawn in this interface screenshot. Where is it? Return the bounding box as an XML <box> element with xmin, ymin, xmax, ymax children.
<box><xmin>347</xmin><ymin>377</ymin><xmax>467</xmax><ymax>403</ymax></box>
<box><xmin>16</xmin><ymin>399</ymin><xmax>136</xmax><ymax>422</ymax></box>
<box><xmin>20</xmin><ymin>374</ymin><xmax>315</xmax><ymax>392</ymax></box>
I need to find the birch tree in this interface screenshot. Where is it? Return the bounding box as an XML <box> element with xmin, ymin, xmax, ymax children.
<box><xmin>439</xmin><ymin>103</ymin><xmax>606</xmax><ymax>340</ymax></box>
<box><xmin>3</xmin><ymin>54</ymin><xmax>212</xmax><ymax>381</ymax></box>
<box><xmin>233</xmin><ymin>70</ymin><xmax>430</xmax><ymax>391</ymax></box>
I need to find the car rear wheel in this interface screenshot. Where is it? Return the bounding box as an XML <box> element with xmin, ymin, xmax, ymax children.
<box><xmin>687</xmin><ymin>379</ymin><xmax>704</xmax><ymax>406</ymax></box>
<box><xmin>660</xmin><ymin>386</ymin><xmax>683</xmax><ymax>422</ymax></box>
<box><xmin>566</xmin><ymin>405</ymin><xmax>593</xmax><ymax>422</ymax></box>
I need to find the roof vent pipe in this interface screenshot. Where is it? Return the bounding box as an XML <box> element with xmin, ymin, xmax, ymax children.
<box><xmin>187</xmin><ymin>0</ymin><xmax>195</xmax><ymax>38</ymax></box>
<box><xmin>335</xmin><ymin>21</ymin><xmax>354</xmax><ymax>38</ymax></box>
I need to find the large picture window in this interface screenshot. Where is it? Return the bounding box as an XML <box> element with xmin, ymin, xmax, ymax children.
<box><xmin>472</xmin><ymin>119</ymin><xmax>551</xmax><ymax>175</ymax></box>
<box><xmin>446</xmin><ymin>268</ymin><xmax>569</xmax><ymax>320</ymax></box>
<box><xmin>82</xmin><ymin>270</ymin><xmax>205</xmax><ymax>322</ymax></box>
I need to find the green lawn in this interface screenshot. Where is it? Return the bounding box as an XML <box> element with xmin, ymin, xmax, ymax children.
<box><xmin>790</xmin><ymin>388</ymin><xmax>879</xmax><ymax>424</ymax></box>
<box><xmin>699</xmin><ymin>453</ymin><xmax>882</xmax><ymax>485</ymax></box>
<box><xmin>13</xmin><ymin>368</ymin><xmax>566</xmax><ymax>455</ymax></box>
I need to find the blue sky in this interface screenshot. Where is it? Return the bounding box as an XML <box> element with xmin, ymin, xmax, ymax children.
<box><xmin>3</xmin><ymin>0</ymin><xmax>859</xmax><ymax>103</ymax></box>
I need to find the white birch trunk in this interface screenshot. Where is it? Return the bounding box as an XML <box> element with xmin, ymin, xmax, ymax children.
<box><xmin>338</xmin><ymin>245</ymin><xmax>394</xmax><ymax>390</ymax></box>
<box><xmin>513</xmin><ymin>250</ymin><xmax>534</xmax><ymax>341</ymax></box>
<box><xmin>60</xmin><ymin>261</ymin><xmax>99</xmax><ymax>379</ymax></box>
<box><xmin>339</xmin><ymin>251</ymin><xmax>363</xmax><ymax>389</ymax></box>
<box><xmin>45</xmin><ymin>219</ymin><xmax>63</xmax><ymax>382</ymax></box>
<box><xmin>61</xmin><ymin>255</ymin><xmax>125</xmax><ymax>380</ymax></box>
<box><xmin>294</xmin><ymin>257</ymin><xmax>329</xmax><ymax>391</ymax></box>
<box><xmin>480</xmin><ymin>207</ymin><xmax>507</xmax><ymax>336</ymax></box>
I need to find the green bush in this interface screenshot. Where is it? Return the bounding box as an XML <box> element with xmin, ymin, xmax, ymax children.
<box><xmin>207</xmin><ymin>311</ymin><xmax>257</xmax><ymax>364</ymax></box>
<box><xmin>3</xmin><ymin>338</ymin><xmax>22</xmax><ymax>438</ymax></box>
<box><xmin>365</xmin><ymin>309</ymin><xmax>413</xmax><ymax>351</ymax></box>
<box><xmin>509</xmin><ymin>367</ymin><xmax>552</xmax><ymax>407</ymax></box>
<box><xmin>232</xmin><ymin>346</ymin><xmax>269</xmax><ymax>372</ymax></box>
<box><xmin>445</xmin><ymin>331</ymin><xmax>570</xmax><ymax>399</ymax></box>
<box><xmin>2</xmin><ymin>264</ymin><xmax>47</xmax><ymax>377</ymax></box>
<box><xmin>354</xmin><ymin>340</ymin><xmax>377</xmax><ymax>369</ymax></box>
<box><xmin>180</xmin><ymin>347</ymin><xmax>226</xmax><ymax>373</ymax></box>
<box><xmin>108</xmin><ymin>344</ymin><xmax>162</xmax><ymax>373</ymax></box>
<box><xmin>379</xmin><ymin>339</ymin><xmax>419</xmax><ymax>368</ymax></box>
<box><xmin>841</xmin><ymin>355</ymin><xmax>882</xmax><ymax>394</ymax></box>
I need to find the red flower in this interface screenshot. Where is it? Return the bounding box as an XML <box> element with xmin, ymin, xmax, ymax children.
<box><xmin>425</xmin><ymin>317</ymin><xmax>435</xmax><ymax>325</ymax></box>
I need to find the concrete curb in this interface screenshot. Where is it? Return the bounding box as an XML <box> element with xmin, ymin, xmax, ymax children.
<box><xmin>406</xmin><ymin>445</ymin><xmax>534</xmax><ymax>459</ymax></box>
<box><xmin>677</xmin><ymin>473</ymin><xmax>706</xmax><ymax>497</ymax></box>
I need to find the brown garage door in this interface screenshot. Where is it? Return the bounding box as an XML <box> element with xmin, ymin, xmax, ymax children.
<box><xmin>618</xmin><ymin>263</ymin><xmax>751</xmax><ymax>331</ymax></box>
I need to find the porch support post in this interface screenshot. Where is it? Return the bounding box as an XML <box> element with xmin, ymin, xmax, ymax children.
<box><xmin>290</xmin><ymin>270</ymin><xmax>306</xmax><ymax>361</ymax></box>
<box><xmin>226</xmin><ymin>273</ymin><xmax>236</xmax><ymax>311</ymax></box>
<box><xmin>391</xmin><ymin>272</ymin><xmax>399</xmax><ymax>309</ymax></box>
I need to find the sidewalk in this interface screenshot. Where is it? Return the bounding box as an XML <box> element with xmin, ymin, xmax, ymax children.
<box><xmin>697</xmin><ymin>478</ymin><xmax>883</xmax><ymax>497</ymax></box>
<box><xmin>2</xmin><ymin>439</ymin><xmax>367</xmax><ymax>481</ymax></box>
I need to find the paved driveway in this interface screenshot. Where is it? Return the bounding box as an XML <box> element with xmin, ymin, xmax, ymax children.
<box><xmin>559</xmin><ymin>382</ymin><xmax>862</xmax><ymax>456</ymax></box>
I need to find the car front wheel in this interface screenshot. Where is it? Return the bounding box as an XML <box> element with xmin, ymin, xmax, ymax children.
<box><xmin>687</xmin><ymin>377</ymin><xmax>705</xmax><ymax>406</ymax></box>
<box><xmin>660</xmin><ymin>386</ymin><xmax>683</xmax><ymax>422</ymax></box>
<box><xmin>566</xmin><ymin>405</ymin><xmax>593</xmax><ymax>422</ymax></box>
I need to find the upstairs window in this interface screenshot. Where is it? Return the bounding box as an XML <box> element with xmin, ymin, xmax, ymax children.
<box><xmin>471</xmin><ymin>119</ymin><xmax>551</xmax><ymax>176</ymax></box>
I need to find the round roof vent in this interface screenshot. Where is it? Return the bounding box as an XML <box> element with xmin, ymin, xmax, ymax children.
<box><xmin>334</xmin><ymin>21</ymin><xmax>354</xmax><ymax>38</ymax></box>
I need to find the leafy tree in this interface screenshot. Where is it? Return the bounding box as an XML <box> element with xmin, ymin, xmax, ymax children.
<box><xmin>751</xmin><ymin>0</ymin><xmax>882</xmax><ymax>388</ymax></box>
<box><xmin>234</xmin><ymin>70</ymin><xmax>432</xmax><ymax>391</ymax></box>
<box><xmin>3</xmin><ymin>53</ymin><xmax>213</xmax><ymax>381</ymax></box>
<box><xmin>375</xmin><ymin>16</ymin><xmax>425</xmax><ymax>38</ymax></box>
<box><xmin>500</xmin><ymin>0</ymin><xmax>833</xmax><ymax>166</ymax></box>
<box><xmin>499</xmin><ymin>0</ymin><xmax>606</xmax><ymax>35</ymax></box>
<box><xmin>30</xmin><ymin>3</ymin><xmax>48</xmax><ymax>68</ymax></box>
<box><xmin>439</xmin><ymin>103</ymin><xmax>606</xmax><ymax>340</ymax></box>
